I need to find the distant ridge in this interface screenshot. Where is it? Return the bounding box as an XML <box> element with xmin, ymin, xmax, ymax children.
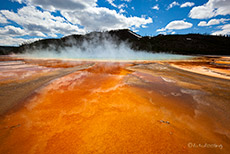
<box><xmin>1</xmin><ymin>29</ymin><xmax>230</xmax><ymax>55</ymax></box>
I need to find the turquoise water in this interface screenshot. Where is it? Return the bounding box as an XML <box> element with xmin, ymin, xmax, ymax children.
<box><xmin>19</xmin><ymin>49</ymin><xmax>193</xmax><ymax>61</ymax></box>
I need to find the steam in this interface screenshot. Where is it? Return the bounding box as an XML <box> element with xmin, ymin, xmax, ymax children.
<box><xmin>18</xmin><ymin>33</ymin><xmax>192</xmax><ymax>60</ymax></box>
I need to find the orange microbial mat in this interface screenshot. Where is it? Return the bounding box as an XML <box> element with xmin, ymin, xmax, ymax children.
<box><xmin>0</xmin><ymin>56</ymin><xmax>230</xmax><ymax>154</ymax></box>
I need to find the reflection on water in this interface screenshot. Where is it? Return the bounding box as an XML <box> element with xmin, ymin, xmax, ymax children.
<box><xmin>0</xmin><ymin>56</ymin><xmax>230</xmax><ymax>154</ymax></box>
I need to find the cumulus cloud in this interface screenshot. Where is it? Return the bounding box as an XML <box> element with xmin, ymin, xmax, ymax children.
<box><xmin>1</xmin><ymin>6</ymin><xmax>86</xmax><ymax>37</ymax></box>
<box><xmin>165</xmin><ymin>20</ymin><xmax>193</xmax><ymax>30</ymax></box>
<box><xmin>0</xmin><ymin>22</ymin><xmax>46</xmax><ymax>38</ymax></box>
<box><xmin>1</xmin><ymin>0</ymin><xmax>152</xmax><ymax>45</ymax></box>
<box><xmin>0</xmin><ymin>25</ymin><xmax>27</xmax><ymax>36</ymax></box>
<box><xmin>152</xmin><ymin>5</ymin><xmax>159</xmax><ymax>10</ymax></box>
<box><xmin>180</xmin><ymin>2</ymin><xmax>195</xmax><ymax>8</ymax></box>
<box><xmin>29</xmin><ymin>31</ymin><xmax>47</xmax><ymax>37</ymax></box>
<box><xmin>189</xmin><ymin>0</ymin><xmax>230</xmax><ymax>19</ymax></box>
<box><xmin>198</xmin><ymin>18</ymin><xmax>230</xmax><ymax>26</ymax></box>
<box><xmin>9</xmin><ymin>1</ymin><xmax>151</xmax><ymax>34</ymax></box>
<box><xmin>0</xmin><ymin>13</ymin><xmax>8</xmax><ymax>23</ymax></box>
<box><xmin>0</xmin><ymin>36</ymin><xmax>39</xmax><ymax>46</ymax></box>
<box><xmin>156</xmin><ymin>20</ymin><xmax>192</xmax><ymax>34</ymax></box>
<box><xmin>156</xmin><ymin>28</ymin><xmax>166</xmax><ymax>32</ymax></box>
<box><xmin>61</xmin><ymin>7</ymin><xmax>152</xmax><ymax>31</ymax></box>
<box><xmin>212</xmin><ymin>24</ymin><xmax>230</xmax><ymax>35</ymax></box>
<box><xmin>167</xmin><ymin>1</ymin><xmax>179</xmax><ymax>10</ymax></box>
<box><xmin>13</xmin><ymin>0</ymin><xmax>97</xmax><ymax>11</ymax></box>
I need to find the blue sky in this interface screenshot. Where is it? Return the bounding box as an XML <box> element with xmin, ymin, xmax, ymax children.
<box><xmin>0</xmin><ymin>0</ymin><xmax>230</xmax><ymax>46</ymax></box>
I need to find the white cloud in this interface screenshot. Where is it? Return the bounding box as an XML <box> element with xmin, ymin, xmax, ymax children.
<box><xmin>118</xmin><ymin>3</ymin><xmax>128</xmax><ymax>14</ymax></box>
<box><xmin>106</xmin><ymin>0</ymin><xmax>117</xmax><ymax>8</ymax></box>
<box><xmin>122</xmin><ymin>0</ymin><xmax>132</xmax><ymax>2</ymax></box>
<box><xmin>0</xmin><ymin>25</ymin><xmax>27</xmax><ymax>36</ymax></box>
<box><xmin>29</xmin><ymin>31</ymin><xmax>46</xmax><ymax>37</ymax></box>
<box><xmin>1</xmin><ymin>6</ymin><xmax>85</xmax><ymax>37</ymax></box>
<box><xmin>0</xmin><ymin>36</ymin><xmax>39</xmax><ymax>46</ymax></box>
<box><xmin>212</xmin><ymin>24</ymin><xmax>230</xmax><ymax>35</ymax></box>
<box><xmin>2</xmin><ymin>0</ymin><xmax>153</xmax><ymax>45</ymax></box>
<box><xmin>165</xmin><ymin>20</ymin><xmax>193</xmax><ymax>30</ymax></box>
<box><xmin>11</xmin><ymin>0</ymin><xmax>24</xmax><ymax>3</ymax></box>
<box><xmin>189</xmin><ymin>0</ymin><xmax>230</xmax><ymax>19</ymax></box>
<box><xmin>9</xmin><ymin>0</ymin><xmax>152</xmax><ymax>33</ymax></box>
<box><xmin>157</xmin><ymin>20</ymin><xmax>193</xmax><ymax>32</ymax></box>
<box><xmin>119</xmin><ymin>9</ymin><xmax>126</xmax><ymax>14</ymax></box>
<box><xmin>61</xmin><ymin>7</ymin><xmax>152</xmax><ymax>31</ymax></box>
<box><xmin>13</xmin><ymin>0</ymin><xmax>97</xmax><ymax>11</ymax></box>
<box><xmin>0</xmin><ymin>13</ymin><xmax>8</xmax><ymax>23</ymax></box>
<box><xmin>180</xmin><ymin>2</ymin><xmax>195</xmax><ymax>8</ymax></box>
<box><xmin>198</xmin><ymin>18</ymin><xmax>230</xmax><ymax>26</ymax></box>
<box><xmin>158</xmin><ymin>31</ymin><xmax>167</xmax><ymax>35</ymax></box>
<box><xmin>106</xmin><ymin>1</ymin><xmax>128</xmax><ymax>14</ymax></box>
<box><xmin>118</xmin><ymin>3</ymin><xmax>127</xmax><ymax>9</ymax></box>
<box><xmin>198</xmin><ymin>21</ymin><xmax>207</xmax><ymax>27</ymax></box>
<box><xmin>156</xmin><ymin>28</ymin><xmax>166</xmax><ymax>32</ymax></box>
<box><xmin>0</xmin><ymin>22</ymin><xmax>46</xmax><ymax>38</ymax></box>
<box><xmin>167</xmin><ymin>1</ymin><xmax>179</xmax><ymax>10</ymax></box>
<box><xmin>152</xmin><ymin>5</ymin><xmax>159</xmax><ymax>10</ymax></box>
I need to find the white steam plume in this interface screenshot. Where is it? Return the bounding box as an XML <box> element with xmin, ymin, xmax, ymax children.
<box><xmin>18</xmin><ymin>32</ymin><xmax>192</xmax><ymax>60</ymax></box>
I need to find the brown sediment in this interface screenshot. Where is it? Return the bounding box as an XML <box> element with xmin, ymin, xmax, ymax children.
<box><xmin>0</xmin><ymin>57</ymin><xmax>230</xmax><ymax>154</ymax></box>
<box><xmin>0</xmin><ymin>63</ymin><xmax>94</xmax><ymax>116</ymax></box>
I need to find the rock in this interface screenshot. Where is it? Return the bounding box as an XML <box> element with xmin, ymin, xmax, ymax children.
<box><xmin>159</xmin><ymin>120</ymin><xmax>170</xmax><ymax>124</ymax></box>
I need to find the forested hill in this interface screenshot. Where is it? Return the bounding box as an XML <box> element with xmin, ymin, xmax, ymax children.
<box><xmin>0</xmin><ymin>29</ymin><xmax>230</xmax><ymax>55</ymax></box>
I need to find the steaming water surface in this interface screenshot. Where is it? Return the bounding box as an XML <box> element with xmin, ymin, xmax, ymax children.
<box><xmin>20</xmin><ymin>52</ymin><xmax>193</xmax><ymax>60</ymax></box>
<box><xmin>17</xmin><ymin>36</ymin><xmax>193</xmax><ymax>60</ymax></box>
<box><xmin>18</xmin><ymin>44</ymin><xmax>193</xmax><ymax>60</ymax></box>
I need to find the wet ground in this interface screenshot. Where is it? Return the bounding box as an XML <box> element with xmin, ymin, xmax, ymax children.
<box><xmin>0</xmin><ymin>56</ymin><xmax>230</xmax><ymax>154</ymax></box>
